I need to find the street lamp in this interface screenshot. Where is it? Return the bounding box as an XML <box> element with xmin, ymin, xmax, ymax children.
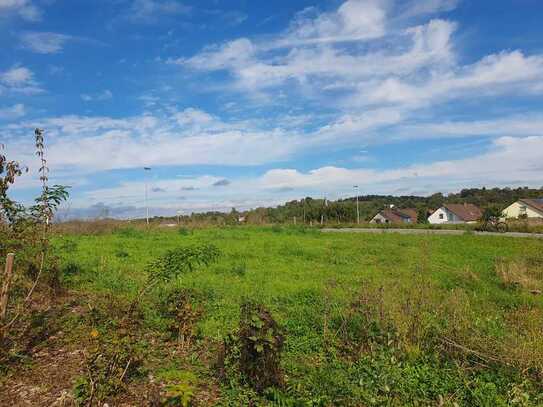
<box><xmin>144</xmin><ymin>167</ymin><xmax>151</xmax><ymax>225</ymax></box>
<box><xmin>354</xmin><ymin>185</ymin><xmax>360</xmax><ymax>225</ymax></box>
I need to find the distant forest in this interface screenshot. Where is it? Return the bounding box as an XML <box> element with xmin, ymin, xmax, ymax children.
<box><xmin>166</xmin><ymin>186</ymin><xmax>543</xmax><ymax>225</ymax></box>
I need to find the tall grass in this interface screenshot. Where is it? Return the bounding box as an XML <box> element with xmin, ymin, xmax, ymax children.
<box><xmin>49</xmin><ymin>226</ymin><xmax>543</xmax><ymax>405</ymax></box>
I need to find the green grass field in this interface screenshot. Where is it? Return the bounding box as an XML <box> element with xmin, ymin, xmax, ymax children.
<box><xmin>6</xmin><ymin>226</ymin><xmax>542</xmax><ymax>405</ymax></box>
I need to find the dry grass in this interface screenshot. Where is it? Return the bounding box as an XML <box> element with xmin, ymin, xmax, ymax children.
<box><xmin>339</xmin><ymin>273</ymin><xmax>543</xmax><ymax>382</ymax></box>
<box><xmin>496</xmin><ymin>260</ymin><xmax>542</xmax><ymax>292</ymax></box>
<box><xmin>52</xmin><ymin>219</ymin><xmax>146</xmax><ymax>235</ymax></box>
<box><xmin>504</xmin><ymin>307</ymin><xmax>543</xmax><ymax>378</ymax></box>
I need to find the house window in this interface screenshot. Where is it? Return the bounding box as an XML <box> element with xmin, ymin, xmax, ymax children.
<box><xmin>439</xmin><ymin>213</ymin><xmax>444</xmax><ymax>219</ymax></box>
<box><xmin>519</xmin><ymin>205</ymin><xmax>527</xmax><ymax>214</ymax></box>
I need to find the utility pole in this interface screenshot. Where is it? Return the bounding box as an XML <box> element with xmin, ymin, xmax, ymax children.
<box><xmin>144</xmin><ymin>167</ymin><xmax>151</xmax><ymax>225</ymax></box>
<box><xmin>354</xmin><ymin>185</ymin><xmax>360</xmax><ymax>225</ymax></box>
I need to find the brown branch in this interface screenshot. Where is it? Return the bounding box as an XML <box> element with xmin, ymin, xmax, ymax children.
<box><xmin>440</xmin><ymin>336</ymin><xmax>507</xmax><ymax>366</ymax></box>
<box><xmin>126</xmin><ymin>278</ymin><xmax>161</xmax><ymax>317</ymax></box>
<box><xmin>120</xmin><ymin>358</ymin><xmax>132</xmax><ymax>383</ymax></box>
<box><xmin>0</xmin><ymin>250</ymin><xmax>45</xmax><ymax>335</ymax></box>
<box><xmin>0</xmin><ymin>253</ymin><xmax>15</xmax><ymax>321</ymax></box>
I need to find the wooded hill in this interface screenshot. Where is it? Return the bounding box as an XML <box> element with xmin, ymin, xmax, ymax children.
<box><xmin>154</xmin><ymin>186</ymin><xmax>543</xmax><ymax>225</ymax></box>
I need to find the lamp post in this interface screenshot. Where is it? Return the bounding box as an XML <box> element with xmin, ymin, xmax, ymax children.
<box><xmin>354</xmin><ymin>185</ymin><xmax>360</xmax><ymax>225</ymax></box>
<box><xmin>144</xmin><ymin>167</ymin><xmax>151</xmax><ymax>225</ymax></box>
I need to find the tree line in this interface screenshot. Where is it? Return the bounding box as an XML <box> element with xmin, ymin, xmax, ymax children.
<box><xmin>152</xmin><ymin>186</ymin><xmax>543</xmax><ymax>225</ymax></box>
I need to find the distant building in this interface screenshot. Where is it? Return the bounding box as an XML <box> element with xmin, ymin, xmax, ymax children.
<box><xmin>370</xmin><ymin>208</ymin><xmax>418</xmax><ymax>224</ymax></box>
<box><xmin>428</xmin><ymin>203</ymin><xmax>482</xmax><ymax>224</ymax></box>
<box><xmin>502</xmin><ymin>199</ymin><xmax>543</xmax><ymax>219</ymax></box>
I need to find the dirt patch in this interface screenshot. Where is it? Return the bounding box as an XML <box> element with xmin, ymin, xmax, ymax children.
<box><xmin>0</xmin><ymin>340</ymin><xmax>84</xmax><ymax>406</ymax></box>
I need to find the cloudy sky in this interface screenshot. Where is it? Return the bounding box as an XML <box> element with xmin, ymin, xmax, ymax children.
<box><xmin>1</xmin><ymin>0</ymin><xmax>543</xmax><ymax>218</ymax></box>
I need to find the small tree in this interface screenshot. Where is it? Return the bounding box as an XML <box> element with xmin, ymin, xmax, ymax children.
<box><xmin>0</xmin><ymin>129</ymin><xmax>69</xmax><ymax>344</ymax></box>
<box><xmin>128</xmin><ymin>244</ymin><xmax>220</xmax><ymax>316</ymax></box>
<box><xmin>417</xmin><ymin>208</ymin><xmax>429</xmax><ymax>224</ymax></box>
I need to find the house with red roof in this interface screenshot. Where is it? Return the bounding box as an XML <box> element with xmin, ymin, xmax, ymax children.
<box><xmin>370</xmin><ymin>207</ymin><xmax>418</xmax><ymax>225</ymax></box>
<box><xmin>428</xmin><ymin>203</ymin><xmax>483</xmax><ymax>224</ymax></box>
<box><xmin>502</xmin><ymin>198</ymin><xmax>543</xmax><ymax>219</ymax></box>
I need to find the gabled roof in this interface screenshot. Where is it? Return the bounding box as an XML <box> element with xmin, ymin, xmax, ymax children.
<box><xmin>443</xmin><ymin>203</ymin><xmax>482</xmax><ymax>221</ymax></box>
<box><xmin>519</xmin><ymin>198</ymin><xmax>543</xmax><ymax>214</ymax></box>
<box><xmin>377</xmin><ymin>208</ymin><xmax>418</xmax><ymax>223</ymax></box>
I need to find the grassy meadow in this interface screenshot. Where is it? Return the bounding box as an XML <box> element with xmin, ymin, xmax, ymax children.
<box><xmin>3</xmin><ymin>225</ymin><xmax>543</xmax><ymax>405</ymax></box>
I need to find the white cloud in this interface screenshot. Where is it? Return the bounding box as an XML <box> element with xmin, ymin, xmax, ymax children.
<box><xmin>5</xmin><ymin>109</ymin><xmax>301</xmax><ymax>174</ymax></box>
<box><xmin>279</xmin><ymin>0</ymin><xmax>388</xmax><ymax>46</ymax></box>
<box><xmin>351</xmin><ymin>50</ymin><xmax>543</xmax><ymax>107</ymax></box>
<box><xmin>395</xmin><ymin>114</ymin><xmax>543</xmax><ymax>140</ymax></box>
<box><xmin>56</xmin><ymin>134</ymin><xmax>543</xmax><ymax>216</ymax></box>
<box><xmin>0</xmin><ymin>103</ymin><xmax>25</xmax><ymax>120</ymax></box>
<box><xmin>0</xmin><ymin>66</ymin><xmax>43</xmax><ymax>94</ymax></box>
<box><xmin>313</xmin><ymin>108</ymin><xmax>404</xmax><ymax>143</ymax></box>
<box><xmin>127</xmin><ymin>0</ymin><xmax>191</xmax><ymax>23</ymax></box>
<box><xmin>179</xmin><ymin>16</ymin><xmax>459</xmax><ymax>97</ymax></box>
<box><xmin>178</xmin><ymin>0</ymin><xmax>543</xmax><ymax>113</ymax></box>
<box><xmin>0</xmin><ymin>0</ymin><xmax>41</xmax><ymax>21</ymax></box>
<box><xmin>81</xmin><ymin>90</ymin><xmax>113</xmax><ymax>102</ymax></box>
<box><xmin>259</xmin><ymin>136</ymin><xmax>543</xmax><ymax>194</ymax></box>
<box><xmin>20</xmin><ymin>32</ymin><xmax>72</xmax><ymax>54</ymax></box>
<box><xmin>174</xmin><ymin>107</ymin><xmax>215</xmax><ymax>127</ymax></box>
<box><xmin>175</xmin><ymin>38</ymin><xmax>255</xmax><ymax>71</ymax></box>
<box><xmin>0</xmin><ymin>66</ymin><xmax>33</xmax><ymax>86</ymax></box>
<box><xmin>398</xmin><ymin>0</ymin><xmax>459</xmax><ymax>19</ymax></box>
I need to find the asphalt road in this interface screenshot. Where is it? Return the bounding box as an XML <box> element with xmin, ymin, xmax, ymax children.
<box><xmin>321</xmin><ymin>228</ymin><xmax>543</xmax><ymax>239</ymax></box>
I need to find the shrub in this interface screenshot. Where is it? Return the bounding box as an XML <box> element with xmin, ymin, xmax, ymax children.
<box><xmin>160</xmin><ymin>370</ymin><xmax>198</xmax><ymax>406</ymax></box>
<box><xmin>219</xmin><ymin>301</ymin><xmax>285</xmax><ymax>393</ymax></box>
<box><xmin>178</xmin><ymin>227</ymin><xmax>191</xmax><ymax>236</ymax></box>
<box><xmin>145</xmin><ymin>244</ymin><xmax>221</xmax><ymax>283</ymax></box>
<box><xmin>159</xmin><ymin>288</ymin><xmax>203</xmax><ymax>348</ymax></box>
<box><xmin>73</xmin><ymin>333</ymin><xmax>145</xmax><ymax>405</ymax></box>
<box><xmin>115</xmin><ymin>227</ymin><xmax>144</xmax><ymax>238</ymax></box>
<box><xmin>231</xmin><ymin>262</ymin><xmax>247</xmax><ymax>277</ymax></box>
<box><xmin>114</xmin><ymin>248</ymin><xmax>130</xmax><ymax>258</ymax></box>
<box><xmin>128</xmin><ymin>244</ymin><xmax>221</xmax><ymax>317</ymax></box>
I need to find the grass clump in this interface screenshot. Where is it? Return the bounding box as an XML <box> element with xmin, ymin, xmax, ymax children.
<box><xmin>178</xmin><ymin>227</ymin><xmax>192</xmax><ymax>236</ymax></box>
<box><xmin>496</xmin><ymin>259</ymin><xmax>542</xmax><ymax>293</ymax></box>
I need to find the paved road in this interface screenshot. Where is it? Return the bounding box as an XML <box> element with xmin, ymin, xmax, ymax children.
<box><xmin>321</xmin><ymin>228</ymin><xmax>543</xmax><ymax>239</ymax></box>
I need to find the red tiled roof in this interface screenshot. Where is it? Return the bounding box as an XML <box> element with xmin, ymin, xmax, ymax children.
<box><xmin>443</xmin><ymin>203</ymin><xmax>482</xmax><ymax>221</ymax></box>
<box><xmin>519</xmin><ymin>198</ymin><xmax>543</xmax><ymax>214</ymax></box>
<box><xmin>378</xmin><ymin>208</ymin><xmax>418</xmax><ymax>223</ymax></box>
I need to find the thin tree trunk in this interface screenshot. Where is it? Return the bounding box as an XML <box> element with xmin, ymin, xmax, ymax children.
<box><xmin>0</xmin><ymin>253</ymin><xmax>15</xmax><ymax>321</ymax></box>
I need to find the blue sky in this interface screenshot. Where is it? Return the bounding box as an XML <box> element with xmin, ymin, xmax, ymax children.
<box><xmin>1</xmin><ymin>0</ymin><xmax>543</xmax><ymax>218</ymax></box>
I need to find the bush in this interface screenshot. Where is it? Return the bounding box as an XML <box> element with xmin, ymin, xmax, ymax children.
<box><xmin>73</xmin><ymin>333</ymin><xmax>145</xmax><ymax>405</ymax></box>
<box><xmin>145</xmin><ymin>244</ymin><xmax>221</xmax><ymax>283</ymax></box>
<box><xmin>159</xmin><ymin>288</ymin><xmax>203</xmax><ymax>347</ymax></box>
<box><xmin>231</xmin><ymin>262</ymin><xmax>247</xmax><ymax>277</ymax></box>
<box><xmin>219</xmin><ymin>301</ymin><xmax>285</xmax><ymax>393</ymax></box>
<box><xmin>178</xmin><ymin>227</ymin><xmax>192</xmax><ymax>236</ymax></box>
<box><xmin>115</xmin><ymin>227</ymin><xmax>144</xmax><ymax>238</ymax></box>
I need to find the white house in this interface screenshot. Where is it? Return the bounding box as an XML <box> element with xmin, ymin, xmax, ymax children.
<box><xmin>502</xmin><ymin>199</ymin><xmax>543</xmax><ymax>219</ymax></box>
<box><xmin>428</xmin><ymin>203</ymin><xmax>482</xmax><ymax>224</ymax></box>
